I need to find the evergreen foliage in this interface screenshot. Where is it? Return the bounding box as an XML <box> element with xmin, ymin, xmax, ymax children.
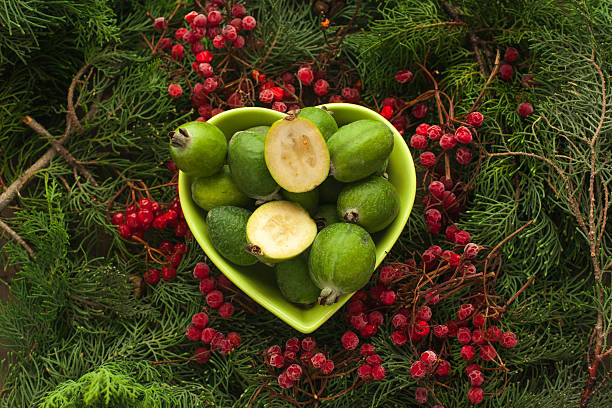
<box><xmin>0</xmin><ymin>1</ymin><xmax>610</xmax><ymax>407</ymax></box>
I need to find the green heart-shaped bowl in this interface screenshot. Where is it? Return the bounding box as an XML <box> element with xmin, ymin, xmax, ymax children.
<box><xmin>179</xmin><ymin>103</ymin><xmax>416</xmax><ymax>333</ymax></box>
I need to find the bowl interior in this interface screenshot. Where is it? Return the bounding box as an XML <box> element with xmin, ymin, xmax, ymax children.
<box><xmin>179</xmin><ymin>104</ymin><xmax>416</xmax><ymax>333</ymax></box>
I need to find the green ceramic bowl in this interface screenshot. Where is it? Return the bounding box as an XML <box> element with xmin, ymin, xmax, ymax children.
<box><xmin>179</xmin><ymin>103</ymin><xmax>416</xmax><ymax>333</ymax></box>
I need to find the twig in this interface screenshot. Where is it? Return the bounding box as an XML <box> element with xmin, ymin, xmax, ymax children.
<box><xmin>0</xmin><ymin>219</ymin><xmax>36</xmax><ymax>259</ymax></box>
<box><xmin>442</xmin><ymin>2</ymin><xmax>486</xmax><ymax>76</ymax></box>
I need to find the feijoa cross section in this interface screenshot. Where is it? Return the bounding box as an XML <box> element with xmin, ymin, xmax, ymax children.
<box><xmin>207</xmin><ymin>206</ymin><xmax>258</xmax><ymax>266</ymax></box>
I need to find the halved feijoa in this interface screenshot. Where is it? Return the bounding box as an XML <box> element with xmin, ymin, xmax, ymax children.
<box><xmin>297</xmin><ymin>107</ymin><xmax>338</xmax><ymax>140</ymax></box>
<box><xmin>327</xmin><ymin>119</ymin><xmax>393</xmax><ymax>182</ymax></box>
<box><xmin>169</xmin><ymin>121</ymin><xmax>227</xmax><ymax>178</ymax></box>
<box><xmin>246</xmin><ymin>201</ymin><xmax>317</xmax><ymax>264</ymax></box>
<box><xmin>207</xmin><ymin>206</ymin><xmax>258</xmax><ymax>266</ymax></box>
<box><xmin>308</xmin><ymin>223</ymin><xmax>376</xmax><ymax>305</ymax></box>
<box><xmin>264</xmin><ymin>116</ymin><xmax>330</xmax><ymax>193</ymax></box>
<box><xmin>337</xmin><ymin>176</ymin><xmax>399</xmax><ymax>233</ymax></box>
<box><xmin>275</xmin><ymin>254</ymin><xmax>320</xmax><ymax>305</ymax></box>
<box><xmin>191</xmin><ymin>166</ymin><xmax>251</xmax><ymax>211</ymax></box>
<box><xmin>228</xmin><ymin>131</ymin><xmax>279</xmax><ymax>200</ymax></box>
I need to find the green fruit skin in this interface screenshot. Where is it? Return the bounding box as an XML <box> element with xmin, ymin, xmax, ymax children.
<box><xmin>327</xmin><ymin>119</ymin><xmax>394</xmax><ymax>182</ymax></box>
<box><xmin>297</xmin><ymin>107</ymin><xmax>338</xmax><ymax>140</ymax></box>
<box><xmin>228</xmin><ymin>131</ymin><xmax>279</xmax><ymax>199</ymax></box>
<box><xmin>308</xmin><ymin>223</ymin><xmax>376</xmax><ymax>302</ymax></box>
<box><xmin>207</xmin><ymin>206</ymin><xmax>258</xmax><ymax>266</ymax></box>
<box><xmin>246</xmin><ymin>126</ymin><xmax>270</xmax><ymax>141</ymax></box>
<box><xmin>169</xmin><ymin>121</ymin><xmax>227</xmax><ymax>178</ymax></box>
<box><xmin>281</xmin><ymin>189</ymin><xmax>319</xmax><ymax>215</ymax></box>
<box><xmin>191</xmin><ymin>166</ymin><xmax>251</xmax><ymax>211</ymax></box>
<box><xmin>314</xmin><ymin>204</ymin><xmax>340</xmax><ymax>229</ymax></box>
<box><xmin>318</xmin><ymin>177</ymin><xmax>345</xmax><ymax>204</ymax></box>
<box><xmin>374</xmin><ymin>158</ymin><xmax>389</xmax><ymax>177</ymax></box>
<box><xmin>337</xmin><ymin>176</ymin><xmax>400</xmax><ymax>233</ymax></box>
<box><xmin>275</xmin><ymin>254</ymin><xmax>320</xmax><ymax>305</ymax></box>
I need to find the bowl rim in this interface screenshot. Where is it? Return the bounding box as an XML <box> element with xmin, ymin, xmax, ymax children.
<box><xmin>179</xmin><ymin>103</ymin><xmax>416</xmax><ymax>333</ymax></box>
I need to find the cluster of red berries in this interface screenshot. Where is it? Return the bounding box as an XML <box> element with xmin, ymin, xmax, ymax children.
<box><xmin>265</xmin><ymin>337</ymin><xmax>335</xmax><ymax>389</ymax></box>
<box><xmin>497</xmin><ymin>46</ymin><xmax>535</xmax><ymax>118</ymax></box>
<box><xmin>143</xmin><ymin>240</ymin><xmax>188</xmax><ymax>284</ymax></box>
<box><xmin>410</xmin><ymin>111</ymin><xmax>482</xmax><ymax>169</ymax></box>
<box><xmin>186</xmin><ymin>263</ymin><xmax>241</xmax><ymax>362</ymax></box>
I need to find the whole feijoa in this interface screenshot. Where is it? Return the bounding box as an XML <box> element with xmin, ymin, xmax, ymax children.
<box><xmin>327</xmin><ymin>119</ymin><xmax>394</xmax><ymax>182</ymax></box>
<box><xmin>245</xmin><ymin>125</ymin><xmax>270</xmax><ymax>141</ymax></box>
<box><xmin>169</xmin><ymin>121</ymin><xmax>227</xmax><ymax>178</ymax></box>
<box><xmin>275</xmin><ymin>254</ymin><xmax>320</xmax><ymax>305</ymax></box>
<box><xmin>228</xmin><ymin>131</ymin><xmax>279</xmax><ymax>200</ymax></box>
<box><xmin>308</xmin><ymin>223</ymin><xmax>376</xmax><ymax>305</ymax></box>
<box><xmin>337</xmin><ymin>176</ymin><xmax>400</xmax><ymax>233</ymax></box>
<box><xmin>207</xmin><ymin>206</ymin><xmax>258</xmax><ymax>266</ymax></box>
<box><xmin>191</xmin><ymin>166</ymin><xmax>250</xmax><ymax>211</ymax></box>
<box><xmin>297</xmin><ymin>107</ymin><xmax>338</xmax><ymax>140</ymax></box>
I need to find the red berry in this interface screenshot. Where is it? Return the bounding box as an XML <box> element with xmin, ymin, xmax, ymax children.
<box><xmin>286</xmin><ymin>337</ymin><xmax>300</xmax><ymax>353</ymax></box>
<box><xmin>270</xmin><ymin>353</ymin><xmax>285</xmax><ymax>368</ymax></box>
<box><xmin>417</xmin><ymin>305</ymin><xmax>432</xmax><ymax>321</ymax></box>
<box><xmin>468</xmin><ymin>369</ymin><xmax>484</xmax><ymax>386</ymax></box>
<box><xmin>198</xmin><ymin>62</ymin><xmax>213</xmax><ymax>77</ymax></box>
<box><xmin>227</xmin><ymin>332</ymin><xmax>241</xmax><ymax>348</ymax></box>
<box><xmin>380</xmin><ymin>289</ymin><xmax>396</xmax><ymax>305</ymax></box>
<box><xmin>341</xmin><ymin>331</ymin><xmax>359</xmax><ymax>350</ymax></box>
<box><xmin>232</xmin><ymin>4</ymin><xmax>246</xmax><ymax>18</ymax></box>
<box><xmin>467</xmin><ymin>111</ymin><xmax>484</xmax><ymax>127</ymax></box>
<box><xmin>314</xmin><ymin>79</ymin><xmax>329</xmax><ymax>96</ymax></box>
<box><xmin>185</xmin><ymin>11</ymin><xmax>198</xmax><ymax>23</ymax></box>
<box><xmin>321</xmin><ymin>360</ymin><xmax>335</xmax><ymax>374</ymax></box>
<box><xmin>311</xmin><ymin>352</ymin><xmax>326</xmax><ymax>368</ymax></box>
<box><xmin>218</xmin><ymin>302</ymin><xmax>234</xmax><ymax>318</ymax></box>
<box><xmin>286</xmin><ymin>363</ymin><xmax>303</xmax><ymax>381</ymax></box>
<box><xmin>428</xmin><ymin>181</ymin><xmax>445</xmax><ymax>198</ymax></box>
<box><xmin>464</xmin><ymin>243</ymin><xmax>479</xmax><ymax>259</ymax></box>
<box><xmin>410</xmin><ymin>134</ymin><xmax>428</xmax><ymax>149</ymax></box>
<box><xmin>425</xmin><ymin>209</ymin><xmax>442</xmax><ymax>224</ymax></box>
<box><xmin>278</xmin><ymin>372</ymin><xmax>294</xmax><ymax>389</ymax></box>
<box><xmin>186</xmin><ymin>325</ymin><xmax>202</xmax><ymax>341</ymax></box>
<box><xmin>433</xmin><ymin>325</ymin><xmax>448</xmax><ymax>338</ymax></box>
<box><xmin>501</xmin><ymin>331</ymin><xmax>518</xmax><ymax>348</ymax></box>
<box><xmin>222</xmin><ymin>25</ymin><xmax>237</xmax><ymax>41</ymax></box>
<box><xmin>419</xmin><ymin>151</ymin><xmax>437</xmax><ymax>167</ymax></box>
<box><xmin>382</xmin><ymin>97</ymin><xmax>397</xmax><ymax>108</ymax></box>
<box><xmin>169</xmin><ymin>252</ymin><xmax>182</xmax><ymax>267</ymax></box>
<box><xmin>366</xmin><ymin>354</ymin><xmax>382</xmax><ymax>366</ymax></box>
<box><xmin>193</xmin><ymin>13</ymin><xmax>207</xmax><ymax>27</ymax></box>
<box><xmin>199</xmin><ymin>277</ymin><xmax>215</xmax><ymax>294</ymax></box>
<box><xmin>371</xmin><ymin>364</ymin><xmax>386</xmax><ymax>380</ymax></box>
<box><xmin>301</xmin><ymin>337</ymin><xmax>316</xmax><ymax>351</ymax></box>
<box><xmin>213</xmin><ymin>35</ymin><xmax>226</xmax><ymax>48</ymax></box>
<box><xmin>504</xmin><ymin>47</ymin><xmax>519</xmax><ymax>63</ymax></box>
<box><xmin>153</xmin><ymin>17</ymin><xmax>166</xmax><ymax>31</ymax></box>
<box><xmin>266</xmin><ymin>345</ymin><xmax>282</xmax><ymax>357</ymax></box>
<box><xmin>161</xmin><ymin>266</ymin><xmax>176</xmax><ymax>281</ymax></box>
<box><xmin>152</xmin><ymin>216</ymin><xmax>167</xmax><ymax>230</ymax></box>
<box><xmin>445</xmin><ymin>224</ymin><xmax>459</xmax><ymax>241</ymax></box>
<box><xmin>297</xmin><ymin>66</ymin><xmax>314</xmax><ymax>85</ymax></box>
<box><xmin>395</xmin><ymin>69</ymin><xmax>413</xmax><ymax>83</ymax></box>
<box><xmin>192</xmin><ymin>263</ymin><xmax>209</xmax><ymax>280</ymax></box>
<box><xmin>206</xmin><ymin>290</ymin><xmax>224</xmax><ymax>308</ymax></box>
<box><xmin>521</xmin><ymin>75</ymin><xmax>536</xmax><ymax>88</ymax></box>
<box><xmin>144</xmin><ymin>268</ymin><xmax>160</xmax><ymax>285</ymax></box>
<box><xmin>232</xmin><ymin>35</ymin><xmax>245</xmax><ymax>48</ymax></box>
<box><xmin>410</xmin><ymin>361</ymin><xmax>427</xmax><ymax>379</ymax></box>
<box><xmin>111</xmin><ymin>212</ymin><xmax>125</xmax><ymax>226</ymax></box>
<box><xmin>457</xmin><ymin>327</ymin><xmax>472</xmax><ymax>344</ymax></box>
<box><xmin>360</xmin><ymin>324</ymin><xmax>378</xmax><ymax>338</ymax></box>
<box><xmin>175</xmin><ymin>27</ymin><xmax>188</xmax><ymax>41</ymax></box>
<box><xmin>391</xmin><ymin>330</ymin><xmax>407</xmax><ymax>346</ymax></box>
<box><xmin>242</xmin><ymin>15</ymin><xmax>256</xmax><ymax>30</ymax></box>
<box><xmin>468</xmin><ymin>387</ymin><xmax>484</xmax><ymax>404</ymax></box>
<box><xmin>300</xmin><ymin>351</ymin><xmax>314</xmax><ymax>367</ymax></box>
<box><xmin>348</xmin><ymin>300</ymin><xmax>365</xmax><ymax>315</ymax></box>
<box><xmin>426</xmin><ymin>290</ymin><xmax>440</xmax><ymax>305</ymax></box>
<box><xmin>455</xmin><ymin>126</ymin><xmax>473</xmax><ymax>143</ymax></box>
<box><xmin>208</xmin><ymin>10</ymin><xmax>222</xmax><ymax>25</ymax></box>
<box><xmin>350</xmin><ymin>311</ymin><xmax>367</xmax><ymax>329</ymax></box>
<box><xmin>201</xmin><ymin>327</ymin><xmax>215</xmax><ymax>343</ymax></box>
<box><xmin>117</xmin><ymin>224</ymin><xmax>131</xmax><ymax>238</ymax></box>
<box><xmin>472</xmin><ymin>329</ymin><xmax>486</xmax><ymax>345</ymax></box>
<box><xmin>454</xmin><ymin>230</ymin><xmax>471</xmax><ymax>245</ymax></box>
<box><xmin>191</xmin><ymin>41</ymin><xmax>205</xmax><ymax>54</ymax></box>
<box><xmin>458</xmin><ymin>304</ymin><xmax>475</xmax><ymax>321</ymax></box>
<box><xmin>392</xmin><ymin>313</ymin><xmax>408</xmax><ymax>329</ymax></box>
<box><xmin>439</xmin><ymin>133</ymin><xmax>457</xmax><ymax>150</ymax></box>
<box><xmin>259</xmin><ymin>89</ymin><xmax>274</xmax><ymax>104</ymax></box>
<box><xmin>379</xmin><ymin>265</ymin><xmax>397</xmax><ymax>284</ymax></box>
<box><xmin>427</xmin><ymin>125</ymin><xmax>442</xmax><ymax>141</ymax></box>
<box><xmin>415</xmin><ymin>123</ymin><xmax>429</xmax><ymax>136</ymax></box>
<box><xmin>421</xmin><ymin>350</ymin><xmax>437</xmax><ymax>365</ymax></box>
<box><xmin>412</xmin><ymin>103</ymin><xmax>428</xmax><ymax>119</ymax></box>
<box><xmin>465</xmin><ymin>363</ymin><xmax>481</xmax><ymax>376</ymax></box>
<box><xmin>415</xmin><ymin>387</ymin><xmax>428</xmax><ymax>404</ymax></box>
<box><xmin>479</xmin><ymin>344</ymin><xmax>496</xmax><ymax>361</ymax></box>
<box><xmin>517</xmin><ymin>102</ymin><xmax>534</xmax><ymax>117</ymax></box>
<box><xmin>194</xmin><ymin>346</ymin><xmax>211</xmax><ymax>363</ymax></box>
<box><xmin>329</xmin><ymin>95</ymin><xmax>344</xmax><ymax>103</ymax></box>
<box><xmin>271</xmin><ymin>101</ymin><xmax>287</xmax><ymax>112</ymax></box>
<box><xmin>367</xmin><ymin>311</ymin><xmax>384</xmax><ymax>327</ymax></box>
<box><xmin>360</xmin><ymin>343</ymin><xmax>375</xmax><ymax>356</ymax></box>
<box><xmin>341</xmin><ymin>87</ymin><xmax>360</xmax><ymax>103</ymax></box>
<box><xmin>436</xmin><ymin>359</ymin><xmax>451</xmax><ymax>376</ymax></box>
<box><xmin>456</xmin><ymin>146</ymin><xmax>473</xmax><ymax>165</ymax></box>
<box><xmin>358</xmin><ymin>364</ymin><xmax>373</xmax><ymax>381</ymax></box>
<box><xmin>380</xmin><ymin>105</ymin><xmax>393</xmax><ymax>119</ymax></box>
<box><xmin>168</xmin><ymin>83</ymin><xmax>182</xmax><ymax>98</ymax></box>
<box><xmin>499</xmin><ymin>64</ymin><xmax>513</xmax><ymax>81</ymax></box>
<box><xmin>461</xmin><ymin>345</ymin><xmax>476</xmax><ymax>361</ymax></box>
